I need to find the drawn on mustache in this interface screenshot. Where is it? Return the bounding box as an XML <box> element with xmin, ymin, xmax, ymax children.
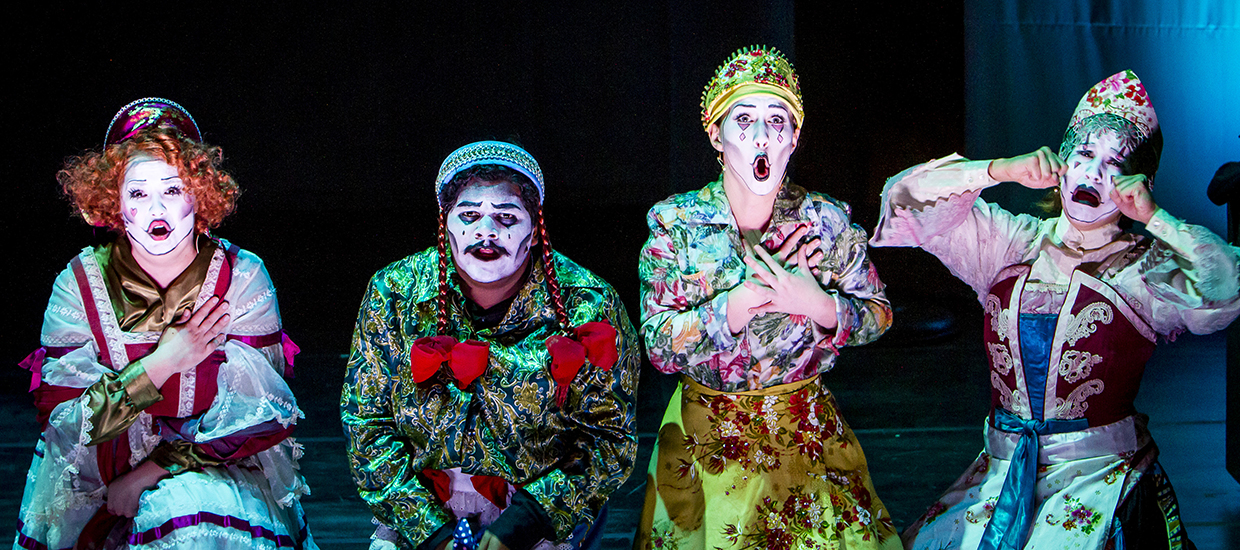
<box><xmin>463</xmin><ymin>241</ymin><xmax>510</xmax><ymax>257</ymax></box>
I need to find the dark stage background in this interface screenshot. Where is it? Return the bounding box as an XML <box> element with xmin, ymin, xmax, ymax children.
<box><xmin>8</xmin><ymin>4</ymin><xmax>1240</xmax><ymax>547</ymax></box>
<box><xmin>5</xmin><ymin>1</ymin><xmax>970</xmax><ymax>366</ymax></box>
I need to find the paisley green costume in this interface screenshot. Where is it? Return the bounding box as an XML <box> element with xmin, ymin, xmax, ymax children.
<box><xmin>342</xmin><ymin>248</ymin><xmax>640</xmax><ymax>548</ymax></box>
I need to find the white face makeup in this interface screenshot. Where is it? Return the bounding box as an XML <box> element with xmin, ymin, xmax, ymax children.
<box><xmin>1060</xmin><ymin>130</ymin><xmax>1131</xmax><ymax>227</ymax></box>
<box><xmin>715</xmin><ymin>94</ymin><xmax>799</xmax><ymax>196</ymax></box>
<box><xmin>120</xmin><ymin>156</ymin><xmax>196</xmax><ymax>256</ymax></box>
<box><xmin>446</xmin><ymin>180</ymin><xmax>536</xmax><ymax>285</ymax></box>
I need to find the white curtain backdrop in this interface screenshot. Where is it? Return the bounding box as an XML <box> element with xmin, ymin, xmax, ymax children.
<box><xmin>964</xmin><ymin>1</ymin><xmax>1240</xmax><ymax>235</ymax></box>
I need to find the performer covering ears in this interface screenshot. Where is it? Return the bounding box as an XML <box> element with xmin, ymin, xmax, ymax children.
<box><xmin>15</xmin><ymin>98</ymin><xmax>315</xmax><ymax>549</ymax></box>
<box><xmin>342</xmin><ymin>141</ymin><xmax>640</xmax><ymax>550</ymax></box>
<box><xmin>872</xmin><ymin>70</ymin><xmax>1240</xmax><ymax>549</ymax></box>
<box><xmin>635</xmin><ymin>46</ymin><xmax>901</xmax><ymax>550</ymax></box>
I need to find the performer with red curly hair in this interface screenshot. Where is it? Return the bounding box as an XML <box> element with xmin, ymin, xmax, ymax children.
<box><xmin>342</xmin><ymin>141</ymin><xmax>639</xmax><ymax>550</ymax></box>
<box><xmin>16</xmin><ymin>98</ymin><xmax>316</xmax><ymax>549</ymax></box>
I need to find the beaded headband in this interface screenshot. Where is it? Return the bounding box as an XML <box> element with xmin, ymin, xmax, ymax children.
<box><xmin>701</xmin><ymin>45</ymin><xmax>803</xmax><ymax>131</ymax></box>
<box><xmin>1066</xmin><ymin>70</ymin><xmax>1158</xmax><ymax>141</ymax></box>
<box><xmin>435</xmin><ymin>141</ymin><xmax>544</xmax><ymax>207</ymax></box>
<box><xmin>104</xmin><ymin>97</ymin><xmax>202</xmax><ymax>147</ymax></box>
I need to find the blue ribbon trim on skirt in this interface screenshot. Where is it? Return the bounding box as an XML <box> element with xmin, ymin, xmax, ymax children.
<box><xmin>978</xmin><ymin>408</ymin><xmax>1089</xmax><ymax>550</ymax></box>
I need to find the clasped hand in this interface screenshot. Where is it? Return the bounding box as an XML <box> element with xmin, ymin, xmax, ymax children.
<box><xmin>737</xmin><ymin>226</ymin><xmax>837</xmax><ymax>329</ymax></box>
<box><xmin>143</xmin><ymin>296</ymin><xmax>231</xmax><ymax>389</ymax></box>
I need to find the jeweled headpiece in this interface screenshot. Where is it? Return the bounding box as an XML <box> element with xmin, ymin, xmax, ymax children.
<box><xmin>701</xmin><ymin>45</ymin><xmax>803</xmax><ymax>131</ymax></box>
<box><xmin>104</xmin><ymin>97</ymin><xmax>201</xmax><ymax>147</ymax></box>
<box><xmin>435</xmin><ymin>141</ymin><xmax>544</xmax><ymax>207</ymax></box>
<box><xmin>1066</xmin><ymin>70</ymin><xmax>1158</xmax><ymax>141</ymax></box>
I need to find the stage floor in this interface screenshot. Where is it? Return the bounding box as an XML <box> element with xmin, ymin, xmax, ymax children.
<box><xmin>3</xmin><ymin>323</ymin><xmax>1236</xmax><ymax>549</ymax></box>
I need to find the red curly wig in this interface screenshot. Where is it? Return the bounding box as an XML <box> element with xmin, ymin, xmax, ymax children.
<box><xmin>58</xmin><ymin>127</ymin><xmax>239</xmax><ymax>234</ymax></box>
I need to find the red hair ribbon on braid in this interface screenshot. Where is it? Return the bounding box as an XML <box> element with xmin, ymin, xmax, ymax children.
<box><xmin>545</xmin><ymin>321</ymin><xmax>618</xmax><ymax>407</ymax></box>
<box><xmin>410</xmin><ymin>336</ymin><xmax>491</xmax><ymax>389</ymax></box>
<box><xmin>417</xmin><ymin>207</ymin><xmax>492</xmax><ymax>390</ymax></box>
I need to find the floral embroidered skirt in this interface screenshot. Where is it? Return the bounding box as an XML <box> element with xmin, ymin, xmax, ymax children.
<box><xmin>902</xmin><ymin>415</ymin><xmax>1193</xmax><ymax>549</ymax></box>
<box><xmin>634</xmin><ymin>375</ymin><xmax>900</xmax><ymax>550</ymax></box>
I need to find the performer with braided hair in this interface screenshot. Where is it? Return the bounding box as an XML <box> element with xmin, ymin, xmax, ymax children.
<box><xmin>635</xmin><ymin>46</ymin><xmax>901</xmax><ymax>549</ymax></box>
<box><xmin>342</xmin><ymin>141</ymin><xmax>640</xmax><ymax>550</ymax></box>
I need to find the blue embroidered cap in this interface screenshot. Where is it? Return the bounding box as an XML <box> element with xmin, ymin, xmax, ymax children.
<box><xmin>435</xmin><ymin>141</ymin><xmax>544</xmax><ymax>207</ymax></box>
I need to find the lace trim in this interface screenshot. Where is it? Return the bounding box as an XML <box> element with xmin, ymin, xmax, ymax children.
<box><xmin>1058</xmin><ymin>350</ymin><xmax>1103</xmax><ymax>384</ymax></box>
<box><xmin>987</xmin><ymin>343</ymin><xmax>1014</xmax><ymax>376</ymax></box>
<box><xmin>985</xmin><ymin>294</ymin><xmax>1010</xmax><ymax>341</ymax></box>
<box><xmin>130</xmin><ymin>523</ymin><xmax>295</xmax><ymax>550</ymax></box>
<box><xmin>1063</xmin><ymin>302</ymin><xmax>1113</xmax><ymax>346</ymax></box>
<box><xmin>41</xmin><ymin>335</ymin><xmax>91</xmax><ymax>348</ymax></box>
<box><xmin>128</xmin><ymin>412</ymin><xmax>159</xmax><ymax>466</ymax></box>
<box><xmin>79</xmin><ymin>249</ymin><xmax>131</xmax><ymax>370</ymax></box>
<box><xmin>179</xmin><ymin>363</ymin><xmax>196</xmax><ymax>418</ymax></box>
<box><xmin>194</xmin><ymin>246</ymin><xmax>227</xmax><ymax>310</ymax></box>
<box><xmin>46</xmin><ymin>303</ymin><xmax>87</xmax><ymax>322</ymax></box>
<box><xmin>1052</xmin><ymin>379</ymin><xmax>1105</xmax><ymax>419</ymax></box>
<box><xmin>236</xmin><ymin>287</ymin><xmax>275</xmax><ymax>318</ymax></box>
<box><xmin>209</xmin><ymin>369</ymin><xmax>303</xmax><ymax>433</ymax></box>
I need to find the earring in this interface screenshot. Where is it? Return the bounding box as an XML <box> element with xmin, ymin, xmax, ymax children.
<box><xmin>717</xmin><ymin>153</ymin><xmax>726</xmax><ymax>172</ymax></box>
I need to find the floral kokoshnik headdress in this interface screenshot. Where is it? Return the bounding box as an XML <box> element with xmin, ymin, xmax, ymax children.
<box><xmin>701</xmin><ymin>45</ymin><xmax>804</xmax><ymax>131</ymax></box>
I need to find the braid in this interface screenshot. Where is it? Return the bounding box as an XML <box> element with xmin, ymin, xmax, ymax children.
<box><xmin>538</xmin><ymin>207</ymin><xmax>572</xmax><ymax>334</ymax></box>
<box><xmin>436</xmin><ymin>209</ymin><xmax>451</xmax><ymax>335</ymax></box>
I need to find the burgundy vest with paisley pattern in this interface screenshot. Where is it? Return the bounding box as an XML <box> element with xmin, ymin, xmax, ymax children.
<box><xmin>982</xmin><ymin>265</ymin><xmax>1157</xmax><ymax>427</ymax></box>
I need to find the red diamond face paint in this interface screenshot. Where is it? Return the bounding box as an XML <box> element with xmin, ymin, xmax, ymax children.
<box><xmin>120</xmin><ymin>156</ymin><xmax>196</xmax><ymax>256</ymax></box>
<box><xmin>718</xmin><ymin>94</ymin><xmax>798</xmax><ymax>196</ymax></box>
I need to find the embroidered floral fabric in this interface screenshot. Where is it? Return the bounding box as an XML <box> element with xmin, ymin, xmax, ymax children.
<box><xmin>873</xmin><ymin>155</ymin><xmax>1240</xmax><ymax>549</ymax></box>
<box><xmin>639</xmin><ymin>177</ymin><xmax>892</xmax><ymax>392</ymax></box>
<box><xmin>636</xmin><ymin>178</ymin><xmax>898</xmax><ymax>550</ymax></box>
<box><xmin>637</xmin><ymin>376</ymin><xmax>901</xmax><ymax>550</ymax></box>
<box><xmin>341</xmin><ymin>249</ymin><xmax>640</xmax><ymax>548</ymax></box>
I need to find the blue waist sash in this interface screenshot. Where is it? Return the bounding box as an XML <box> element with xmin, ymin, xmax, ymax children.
<box><xmin>978</xmin><ymin>408</ymin><xmax>1089</xmax><ymax>550</ymax></box>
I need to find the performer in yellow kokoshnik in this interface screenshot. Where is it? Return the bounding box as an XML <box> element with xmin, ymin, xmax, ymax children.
<box><xmin>635</xmin><ymin>46</ymin><xmax>901</xmax><ymax>550</ymax></box>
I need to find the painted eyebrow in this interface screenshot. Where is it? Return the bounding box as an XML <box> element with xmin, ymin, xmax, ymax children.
<box><xmin>491</xmin><ymin>202</ymin><xmax>523</xmax><ymax>210</ymax></box>
<box><xmin>456</xmin><ymin>201</ymin><xmax>483</xmax><ymax>208</ymax></box>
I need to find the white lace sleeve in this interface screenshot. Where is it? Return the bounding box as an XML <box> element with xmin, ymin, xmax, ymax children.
<box><xmin>871</xmin><ymin>155</ymin><xmax>1045</xmax><ymax>301</ymax></box>
<box><xmin>1115</xmin><ymin>209</ymin><xmax>1240</xmax><ymax>337</ymax></box>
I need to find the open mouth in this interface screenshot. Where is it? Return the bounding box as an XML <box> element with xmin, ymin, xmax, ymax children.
<box><xmin>147</xmin><ymin>220</ymin><xmax>172</xmax><ymax>240</ymax></box>
<box><xmin>1071</xmin><ymin>187</ymin><xmax>1101</xmax><ymax>208</ymax></box>
<box><xmin>752</xmin><ymin>153</ymin><xmax>770</xmax><ymax>182</ymax></box>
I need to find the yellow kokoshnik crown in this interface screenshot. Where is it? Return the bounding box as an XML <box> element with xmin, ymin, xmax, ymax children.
<box><xmin>701</xmin><ymin>45</ymin><xmax>803</xmax><ymax>131</ymax></box>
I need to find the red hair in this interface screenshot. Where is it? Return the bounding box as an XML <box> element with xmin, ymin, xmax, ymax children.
<box><xmin>58</xmin><ymin>127</ymin><xmax>239</xmax><ymax>234</ymax></box>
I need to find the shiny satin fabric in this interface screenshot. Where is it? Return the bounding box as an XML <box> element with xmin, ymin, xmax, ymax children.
<box><xmin>979</xmin><ymin>409</ymin><xmax>1089</xmax><ymax>550</ymax></box>
<box><xmin>101</xmin><ymin>235</ymin><xmax>218</xmax><ymax>333</ymax></box>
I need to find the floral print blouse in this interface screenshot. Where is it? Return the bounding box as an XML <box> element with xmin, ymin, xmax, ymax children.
<box><xmin>639</xmin><ymin>176</ymin><xmax>892</xmax><ymax>392</ymax></box>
